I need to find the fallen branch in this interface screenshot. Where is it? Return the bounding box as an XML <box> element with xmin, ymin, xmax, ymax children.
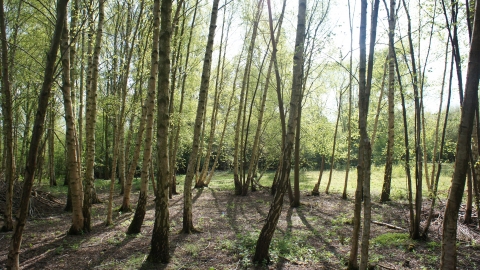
<box><xmin>372</xmin><ymin>220</ymin><xmax>407</xmax><ymax>231</ymax></box>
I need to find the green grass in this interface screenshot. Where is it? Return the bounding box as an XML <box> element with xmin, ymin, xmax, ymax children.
<box><xmin>251</xmin><ymin>163</ymin><xmax>452</xmax><ymax>199</ymax></box>
<box><xmin>37</xmin><ymin>163</ymin><xmax>454</xmax><ymax>202</ymax></box>
<box><xmin>372</xmin><ymin>232</ymin><xmax>411</xmax><ymax>248</ymax></box>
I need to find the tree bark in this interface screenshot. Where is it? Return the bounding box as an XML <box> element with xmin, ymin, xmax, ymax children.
<box><xmin>181</xmin><ymin>0</ymin><xmax>220</xmax><ymax>234</ymax></box>
<box><xmin>349</xmin><ymin>0</ymin><xmax>379</xmax><ymax>268</ymax></box>
<box><xmin>402</xmin><ymin>0</ymin><xmax>423</xmax><ymax>240</ymax></box>
<box><xmin>61</xmin><ymin>16</ymin><xmax>84</xmax><ymax>235</ymax></box>
<box><xmin>128</xmin><ymin>0</ymin><xmax>161</xmax><ymax>235</ymax></box>
<box><xmin>381</xmin><ymin>0</ymin><xmax>396</xmax><ymax>203</ymax></box>
<box><xmin>83</xmin><ymin>0</ymin><xmax>105</xmax><ymax>232</ymax></box>
<box><xmin>6</xmin><ymin>0</ymin><xmax>68</xmax><ymax>268</ymax></box>
<box><xmin>253</xmin><ymin>0</ymin><xmax>306</xmax><ymax>263</ymax></box>
<box><xmin>441</xmin><ymin>0</ymin><xmax>480</xmax><ymax>268</ymax></box>
<box><xmin>148</xmin><ymin>0</ymin><xmax>172</xmax><ymax>262</ymax></box>
<box><xmin>0</xmin><ymin>0</ymin><xmax>15</xmax><ymax>232</ymax></box>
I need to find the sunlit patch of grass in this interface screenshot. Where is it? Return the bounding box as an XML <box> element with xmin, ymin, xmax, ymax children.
<box><xmin>216</xmin><ymin>238</ymin><xmax>235</xmax><ymax>251</ymax></box>
<box><xmin>183</xmin><ymin>243</ymin><xmax>200</xmax><ymax>257</ymax></box>
<box><xmin>270</xmin><ymin>231</ymin><xmax>325</xmax><ymax>264</ymax></box>
<box><xmin>372</xmin><ymin>232</ymin><xmax>411</xmax><ymax>249</ymax></box>
<box><xmin>124</xmin><ymin>253</ymin><xmax>146</xmax><ymax>268</ymax></box>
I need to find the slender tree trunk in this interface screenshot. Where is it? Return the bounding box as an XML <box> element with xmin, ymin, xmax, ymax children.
<box><xmin>128</xmin><ymin>0</ymin><xmax>161</xmax><ymax>235</ymax></box>
<box><xmin>0</xmin><ymin>0</ymin><xmax>15</xmax><ymax>232</ymax></box>
<box><xmin>181</xmin><ymin>0</ymin><xmax>220</xmax><ymax>234</ymax></box>
<box><xmin>197</xmin><ymin>4</ymin><xmax>229</xmax><ymax>188</ymax></box>
<box><xmin>343</xmin><ymin>0</ymin><xmax>354</xmax><ymax>200</ymax></box>
<box><xmin>170</xmin><ymin>0</ymin><xmax>200</xmax><ymax>194</ymax></box>
<box><xmin>311</xmin><ymin>156</ymin><xmax>325</xmax><ymax>196</ymax></box>
<box><xmin>6</xmin><ymin>1</ymin><xmax>68</xmax><ymax>268</ymax></box>
<box><xmin>253</xmin><ymin>0</ymin><xmax>305</xmax><ymax>262</ymax></box>
<box><xmin>233</xmin><ymin>0</ymin><xmax>263</xmax><ymax>195</ymax></box>
<box><xmin>370</xmin><ymin>57</ymin><xmax>388</xmax><ymax>150</ymax></box>
<box><xmin>401</xmin><ymin>0</ymin><xmax>423</xmax><ymax>240</ymax></box>
<box><xmin>60</xmin><ymin>17</ymin><xmax>84</xmax><ymax>235</ymax></box>
<box><xmin>381</xmin><ymin>0</ymin><xmax>396</xmax><ymax>203</ymax></box>
<box><xmin>441</xmin><ymin>1</ymin><xmax>480</xmax><ymax>268</ymax></box>
<box><xmin>349</xmin><ymin>0</ymin><xmax>379</xmax><ymax>268</ymax></box>
<box><xmin>325</xmin><ymin>91</ymin><xmax>342</xmax><ymax>194</ymax></box>
<box><xmin>116</xmin><ymin>0</ymin><xmax>144</xmax><ymax>210</ymax></box>
<box><xmin>83</xmin><ymin>0</ymin><xmax>105</xmax><ymax>231</ymax></box>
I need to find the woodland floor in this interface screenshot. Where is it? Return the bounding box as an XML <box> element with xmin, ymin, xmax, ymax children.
<box><xmin>1</xmin><ymin>178</ymin><xmax>480</xmax><ymax>269</ymax></box>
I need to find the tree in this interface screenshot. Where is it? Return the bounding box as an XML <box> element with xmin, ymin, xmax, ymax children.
<box><xmin>253</xmin><ymin>0</ymin><xmax>306</xmax><ymax>262</ymax></box>
<box><xmin>148</xmin><ymin>0</ymin><xmax>173</xmax><ymax>262</ymax></box>
<box><xmin>181</xmin><ymin>0</ymin><xmax>220</xmax><ymax>234</ymax></box>
<box><xmin>169</xmin><ymin>0</ymin><xmax>200</xmax><ymax>194</ymax></box>
<box><xmin>342</xmin><ymin>0</ymin><xmax>355</xmax><ymax>200</ymax></box>
<box><xmin>118</xmin><ymin>0</ymin><xmax>146</xmax><ymax>212</ymax></box>
<box><xmin>401</xmin><ymin>0</ymin><xmax>423</xmax><ymax>239</ymax></box>
<box><xmin>60</xmin><ymin>16</ymin><xmax>84</xmax><ymax>235</ymax></box>
<box><xmin>349</xmin><ymin>0</ymin><xmax>379</xmax><ymax>268</ymax></box>
<box><xmin>6</xmin><ymin>0</ymin><xmax>69</xmax><ymax>268</ymax></box>
<box><xmin>233</xmin><ymin>0</ymin><xmax>264</xmax><ymax>195</ymax></box>
<box><xmin>380</xmin><ymin>0</ymin><xmax>396</xmax><ymax>203</ymax></box>
<box><xmin>127</xmin><ymin>0</ymin><xmax>161</xmax><ymax>235</ymax></box>
<box><xmin>83</xmin><ymin>0</ymin><xmax>105</xmax><ymax>232</ymax></box>
<box><xmin>441</xmin><ymin>0</ymin><xmax>480</xmax><ymax>268</ymax></box>
<box><xmin>0</xmin><ymin>0</ymin><xmax>15</xmax><ymax>232</ymax></box>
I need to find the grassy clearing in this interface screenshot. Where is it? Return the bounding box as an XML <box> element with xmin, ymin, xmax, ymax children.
<box><xmin>173</xmin><ymin>163</ymin><xmax>454</xmax><ymax>200</ymax></box>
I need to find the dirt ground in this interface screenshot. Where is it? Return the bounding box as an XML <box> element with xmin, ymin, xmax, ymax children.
<box><xmin>1</xmin><ymin>181</ymin><xmax>480</xmax><ymax>269</ymax></box>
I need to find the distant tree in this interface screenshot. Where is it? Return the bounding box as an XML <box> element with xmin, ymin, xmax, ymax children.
<box><xmin>233</xmin><ymin>0</ymin><xmax>263</xmax><ymax>196</ymax></box>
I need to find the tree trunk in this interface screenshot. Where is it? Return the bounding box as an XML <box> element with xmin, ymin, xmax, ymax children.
<box><xmin>197</xmin><ymin>4</ymin><xmax>228</xmax><ymax>188</ymax></box>
<box><xmin>181</xmin><ymin>0</ymin><xmax>220</xmax><ymax>234</ymax></box>
<box><xmin>147</xmin><ymin>0</ymin><xmax>172</xmax><ymax>263</ymax></box>
<box><xmin>441</xmin><ymin>1</ymin><xmax>480</xmax><ymax>267</ymax></box>
<box><xmin>128</xmin><ymin>0</ymin><xmax>161</xmax><ymax>235</ymax></box>
<box><xmin>83</xmin><ymin>0</ymin><xmax>105</xmax><ymax>232</ymax></box>
<box><xmin>48</xmin><ymin>106</ymin><xmax>56</xmax><ymax>187</ymax></box>
<box><xmin>233</xmin><ymin>0</ymin><xmax>263</xmax><ymax>195</ymax></box>
<box><xmin>170</xmin><ymin>0</ymin><xmax>199</xmax><ymax>194</ymax></box>
<box><xmin>381</xmin><ymin>0</ymin><xmax>396</xmax><ymax>203</ymax></box>
<box><xmin>349</xmin><ymin>0</ymin><xmax>379</xmax><ymax>268</ymax></box>
<box><xmin>60</xmin><ymin>16</ymin><xmax>85</xmax><ymax>235</ymax></box>
<box><xmin>402</xmin><ymin>0</ymin><xmax>423</xmax><ymax>240</ymax></box>
<box><xmin>325</xmin><ymin>91</ymin><xmax>342</xmax><ymax>194</ymax></box>
<box><xmin>6</xmin><ymin>1</ymin><xmax>68</xmax><ymax>268</ymax></box>
<box><xmin>253</xmin><ymin>0</ymin><xmax>305</xmax><ymax>263</ymax></box>
<box><xmin>343</xmin><ymin>0</ymin><xmax>354</xmax><ymax>200</ymax></box>
<box><xmin>0</xmin><ymin>0</ymin><xmax>15</xmax><ymax>232</ymax></box>
<box><xmin>116</xmin><ymin>0</ymin><xmax>144</xmax><ymax>210</ymax></box>
<box><xmin>311</xmin><ymin>156</ymin><xmax>325</xmax><ymax>196</ymax></box>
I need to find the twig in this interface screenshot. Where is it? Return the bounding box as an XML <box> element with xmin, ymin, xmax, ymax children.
<box><xmin>372</xmin><ymin>220</ymin><xmax>407</xmax><ymax>231</ymax></box>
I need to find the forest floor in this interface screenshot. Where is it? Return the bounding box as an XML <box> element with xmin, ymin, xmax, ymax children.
<box><xmin>1</xmin><ymin>175</ymin><xmax>480</xmax><ymax>269</ymax></box>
